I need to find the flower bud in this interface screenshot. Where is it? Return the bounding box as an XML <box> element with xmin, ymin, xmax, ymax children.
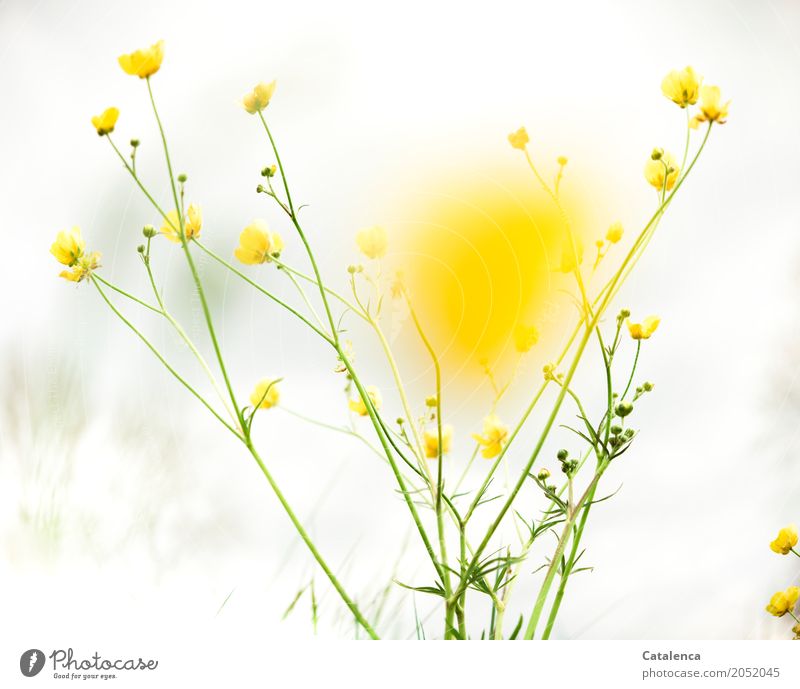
<box><xmin>619</xmin><ymin>308</ymin><xmax>631</xmax><ymax>318</ymax></box>
<box><xmin>130</xmin><ymin>139</ymin><xmax>140</xmax><ymax>148</ymax></box>
<box><xmin>425</xmin><ymin>396</ymin><xmax>438</xmax><ymax>407</ymax></box>
<box><xmin>256</xmin><ymin>184</ymin><xmax>265</xmax><ymax>193</ymax></box>
<box><xmin>651</xmin><ymin>148</ymin><xmax>663</xmax><ymax>161</ymax></box>
<box><xmin>537</xmin><ymin>468</ymin><xmax>551</xmax><ymax>481</ymax></box>
<box><xmin>643</xmin><ymin>381</ymin><xmax>654</xmax><ymax>392</ymax></box>
<box><xmin>177</xmin><ymin>173</ymin><xmax>188</xmax><ymax>183</ymax></box>
<box><xmin>557</xmin><ymin>156</ymin><xmax>568</xmax><ymax>166</ymax></box>
<box><xmin>615</xmin><ymin>401</ymin><xmax>634</xmax><ymax>417</ymax></box>
<box><xmin>136</xmin><ymin>244</ymin><xmax>145</xmax><ymax>253</ymax></box>
<box><xmin>623</xmin><ymin>428</ymin><xmax>635</xmax><ymax>439</ymax></box>
<box><xmin>557</xmin><ymin>449</ymin><xmax>568</xmax><ymax>461</ymax></box>
<box><xmin>610</xmin><ymin>424</ymin><xmax>623</xmax><ymax>435</ymax></box>
<box><xmin>396</xmin><ymin>417</ymin><xmax>404</xmax><ymax>425</ymax></box>
<box><xmin>347</xmin><ymin>264</ymin><xmax>357</xmax><ymax>274</ymax></box>
<box><xmin>142</xmin><ymin>224</ymin><xmax>157</xmax><ymax>238</ymax></box>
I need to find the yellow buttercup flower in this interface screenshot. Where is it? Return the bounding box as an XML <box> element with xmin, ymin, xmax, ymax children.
<box><xmin>59</xmin><ymin>252</ymin><xmax>102</xmax><ymax>283</ymax></box>
<box><xmin>472</xmin><ymin>414</ymin><xmax>509</xmax><ymax>459</ymax></box>
<box><xmin>765</xmin><ymin>586</ymin><xmax>800</xmax><ymax>617</ymax></box>
<box><xmin>644</xmin><ymin>151</ymin><xmax>679</xmax><ymax>191</ymax></box>
<box><xmin>513</xmin><ymin>324</ymin><xmax>539</xmax><ymax>353</ymax></box>
<box><xmin>355</xmin><ymin>226</ymin><xmax>388</xmax><ymax>260</ymax></box>
<box><xmin>661</xmin><ymin>66</ymin><xmax>702</xmax><ymax>108</ymax></box>
<box><xmin>423</xmin><ymin>425</ymin><xmax>454</xmax><ymax>458</ymax></box>
<box><xmin>605</xmin><ymin>222</ymin><xmax>624</xmax><ymax>244</ymax></box>
<box><xmin>242</xmin><ymin>81</ymin><xmax>276</xmax><ymax>114</ymax></box>
<box><xmin>234</xmin><ymin>220</ymin><xmax>284</xmax><ymax>265</ymax></box>
<box><xmin>691</xmin><ymin>85</ymin><xmax>730</xmax><ymax>127</ymax></box>
<box><xmin>627</xmin><ymin>315</ymin><xmax>660</xmax><ymax>340</ymax></box>
<box><xmin>50</xmin><ymin>226</ymin><xmax>85</xmax><ymax>266</ymax></box>
<box><xmin>160</xmin><ymin>204</ymin><xmax>202</xmax><ymax>243</ymax></box>
<box><xmin>118</xmin><ymin>40</ymin><xmax>165</xmax><ymax>79</ymax></box>
<box><xmin>508</xmin><ymin>127</ymin><xmax>529</xmax><ymax>150</ymax></box>
<box><xmin>770</xmin><ymin>525</ymin><xmax>799</xmax><ymax>555</ymax></box>
<box><xmin>348</xmin><ymin>386</ymin><xmax>382</xmax><ymax>416</ymax></box>
<box><xmin>91</xmin><ymin>107</ymin><xmax>119</xmax><ymax>136</ymax></box>
<box><xmin>250</xmin><ymin>378</ymin><xmax>280</xmax><ymax>409</ymax></box>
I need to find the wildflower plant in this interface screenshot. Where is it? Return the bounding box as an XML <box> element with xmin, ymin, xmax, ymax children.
<box><xmin>53</xmin><ymin>45</ymin><xmax>728</xmax><ymax>639</ymax></box>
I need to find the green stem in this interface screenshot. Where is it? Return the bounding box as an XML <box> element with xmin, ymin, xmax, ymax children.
<box><xmin>620</xmin><ymin>340</ymin><xmax>641</xmax><ymax>401</ymax></box>
<box><xmin>193</xmin><ymin>240</ymin><xmax>332</xmax><ymax>343</ymax></box>
<box><xmin>91</xmin><ymin>276</ymin><xmax>239</xmax><ymax>438</ymax></box>
<box><xmin>145</xmin><ymin>77</ymin><xmax>242</xmax><ymax>429</ymax></box>
<box><xmin>245</xmin><ymin>440</ymin><xmax>379</xmax><ymax>639</ymax></box>
<box><xmin>541</xmin><ymin>480</ymin><xmax>599</xmax><ymax>639</ymax></box>
<box><xmin>93</xmin><ymin>274</ymin><xmax>161</xmax><ymax>314</ymax></box>
<box><xmin>524</xmin><ymin>472</ymin><xmax>603</xmax><ymax>639</ymax></box>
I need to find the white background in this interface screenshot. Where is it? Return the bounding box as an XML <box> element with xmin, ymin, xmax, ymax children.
<box><xmin>1</xmin><ymin>0</ymin><xmax>800</xmax><ymax>664</ymax></box>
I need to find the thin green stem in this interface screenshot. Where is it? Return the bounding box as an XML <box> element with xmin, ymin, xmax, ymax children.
<box><xmin>91</xmin><ymin>276</ymin><xmax>239</xmax><ymax>438</ymax></box>
<box><xmin>145</xmin><ymin>77</ymin><xmax>242</xmax><ymax>429</ymax></box>
<box><xmin>244</xmin><ymin>440</ymin><xmax>379</xmax><ymax>639</ymax></box>
<box><xmin>193</xmin><ymin>240</ymin><xmax>333</xmax><ymax>344</ymax></box>
<box><xmin>621</xmin><ymin>341</ymin><xmax>641</xmax><ymax>401</ymax></box>
<box><xmin>93</xmin><ymin>274</ymin><xmax>161</xmax><ymax>314</ymax></box>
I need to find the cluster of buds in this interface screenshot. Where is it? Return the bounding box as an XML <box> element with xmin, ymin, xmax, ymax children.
<box><xmin>347</xmin><ymin>264</ymin><xmax>365</xmax><ymax>275</ymax></box>
<box><xmin>608</xmin><ymin>424</ymin><xmax>635</xmax><ymax>449</ymax></box>
<box><xmin>556</xmin><ymin>449</ymin><xmax>578</xmax><ymax>478</ymax></box>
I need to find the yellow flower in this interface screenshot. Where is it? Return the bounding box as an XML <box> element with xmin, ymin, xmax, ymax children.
<box><xmin>513</xmin><ymin>324</ymin><xmax>539</xmax><ymax>353</ymax></box>
<box><xmin>644</xmin><ymin>151</ymin><xmax>679</xmax><ymax>191</ymax></box>
<box><xmin>59</xmin><ymin>251</ymin><xmax>101</xmax><ymax>283</ymax></box>
<box><xmin>556</xmin><ymin>238</ymin><xmax>584</xmax><ymax>273</ymax></box>
<box><xmin>118</xmin><ymin>40</ymin><xmax>165</xmax><ymax>79</ymax></box>
<box><xmin>348</xmin><ymin>386</ymin><xmax>382</xmax><ymax>416</ymax></box>
<box><xmin>471</xmin><ymin>414</ymin><xmax>509</xmax><ymax>459</ymax></box>
<box><xmin>691</xmin><ymin>85</ymin><xmax>730</xmax><ymax>126</ymax></box>
<box><xmin>627</xmin><ymin>315</ymin><xmax>660</xmax><ymax>340</ymax></box>
<box><xmin>234</xmin><ymin>220</ymin><xmax>284</xmax><ymax>265</ymax></box>
<box><xmin>423</xmin><ymin>425</ymin><xmax>454</xmax><ymax>458</ymax></box>
<box><xmin>160</xmin><ymin>204</ymin><xmax>202</xmax><ymax>243</ymax></box>
<box><xmin>770</xmin><ymin>525</ymin><xmax>799</xmax><ymax>555</ymax></box>
<box><xmin>91</xmin><ymin>107</ymin><xmax>119</xmax><ymax>136</ymax></box>
<box><xmin>508</xmin><ymin>127</ymin><xmax>529</xmax><ymax>150</ymax></box>
<box><xmin>355</xmin><ymin>226</ymin><xmax>388</xmax><ymax>260</ymax></box>
<box><xmin>766</xmin><ymin>586</ymin><xmax>800</xmax><ymax>617</ymax></box>
<box><xmin>661</xmin><ymin>66</ymin><xmax>702</xmax><ymax>108</ymax></box>
<box><xmin>242</xmin><ymin>81</ymin><xmax>277</xmax><ymax>114</ymax></box>
<box><xmin>50</xmin><ymin>226</ymin><xmax>85</xmax><ymax>266</ymax></box>
<box><xmin>250</xmin><ymin>378</ymin><xmax>280</xmax><ymax>409</ymax></box>
<box><xmin>605</xmin><ymin>222</ymin><xmax>624</xmax><ymax>244</ymax></box>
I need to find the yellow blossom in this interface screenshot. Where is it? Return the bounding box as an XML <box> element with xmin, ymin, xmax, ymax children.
<box><xmin>766</xmin><ymin>586</ymin><xmax>800</xmax><ymax>617</ymax></box>
<box><xmin>508</xmin><ymin>127</ymin><xmax>529</xmax><ymax>150</ymax></box>
<box><xmin>160</xmin><ymin>204</ymin><xmax>202</xmax><ymax>243</ymax></box>
<box><xmin>627</xmin><ymin>315</ymin><xmax>660</xmax><ymax>340</ymax></box>
<box><xmin>50</xmin><ymin>226</ymin><xmax>85</xmax><ymax>266</ymax></box>
<box><xmin>118</xmin><ymin>40</ymin><xmax>165</xmax><ymax>79</ymax></box>
<box><xmin>59</xmin><ymin>251</ymin><xmax>101</xmax><ymax>283</ymax></box>
<box><xmin>91</xmin><ymin>107</ymin><xmax>119</xmax><ymax>136</ymax></box>
<box><xmin>661</xmin><ymin>66</ymin><xmax>702</xmax><ymax>108</ymax></box>
<box><xmin>690</xmin><ymin>85</ymin><xmax>730</xmax><ymax>127</ymax></box>
<box><xmin>471</xmin><ymin>414</ymin><xmax>509</xmax><ymax>459</ymax></box>
<box><xmin>605</xmin><ymin>222</ymin><xmax>624</xmax><ymax>244</ymax></box>
<box><xmin>770</xmin><ymin>525</ymin><xmax>799</xmax><ymax>555</ymax></box>
<box><xmin>242</xmin><ymin>81</ymin><xmax>277</xmax><ymax>114</ymax></box>
<box><xmin>355</xmin><ymin>225</ymin><xmax>388</xmax><ymax>260</ymax></box>
<box><xmin>234</xmin><ymin>220</ymin><xmax>284</xmax><ymax>265</ymax></box>
<box><xmin>513</xmin><ymin>324</ymin><xmax>539</xmax><ymax>353</ymax></box>
<box><xmin>250</xmin><ymin>378</ymin><xmax>280</xmax><ymax>409</ymax></box>
<box><xmin>348</xmin><ymin>386</ymin><xmax>382</xmax><ymax>416</ymax></box>
<box><xmin>423</xmin><ymin>425</ymin><xmax>454</xmax><ymax>458</ymax></box>
<box><xmin>644</xmin><ymin>151</ymin><xmax>679</xmax><ymax>191</ymax></box>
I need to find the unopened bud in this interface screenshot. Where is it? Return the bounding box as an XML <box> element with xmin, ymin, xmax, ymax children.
<box><xmin>650</xmin><ymin>148</ymin><xmax>663</xmax><ymax>161</ymax></box>
<box><xmin>537</xmin><ymin>468</ymin><xmax>550</xmax><ymax>481</ymax></box>
<box><xmin>136</xmin><ymin>244</ymin><xmax>145</xmax><ymax>254</ymax></box>
<box><xmin>177</xmin><ymin>173</ymin><xmax>188</xmax><ymax>183</ymax></box>
<box><xmin>556</xmin><ymin>449</ymin><xmax>568</xmax><ymax>461</ymax></box>
<box><xmin>142</xmin><ymin>224</ymin><xmax>157</xmax><ymax>238</ymax></box>
<box><xmin>615</xmin><ymin>401</ymin><xmax>634</xmax><ymax>418</ymax></box>
<box><xmin>130</xmin><ymin>139</ymin><xmax>140</xmax><ymax>148</ymax></box>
